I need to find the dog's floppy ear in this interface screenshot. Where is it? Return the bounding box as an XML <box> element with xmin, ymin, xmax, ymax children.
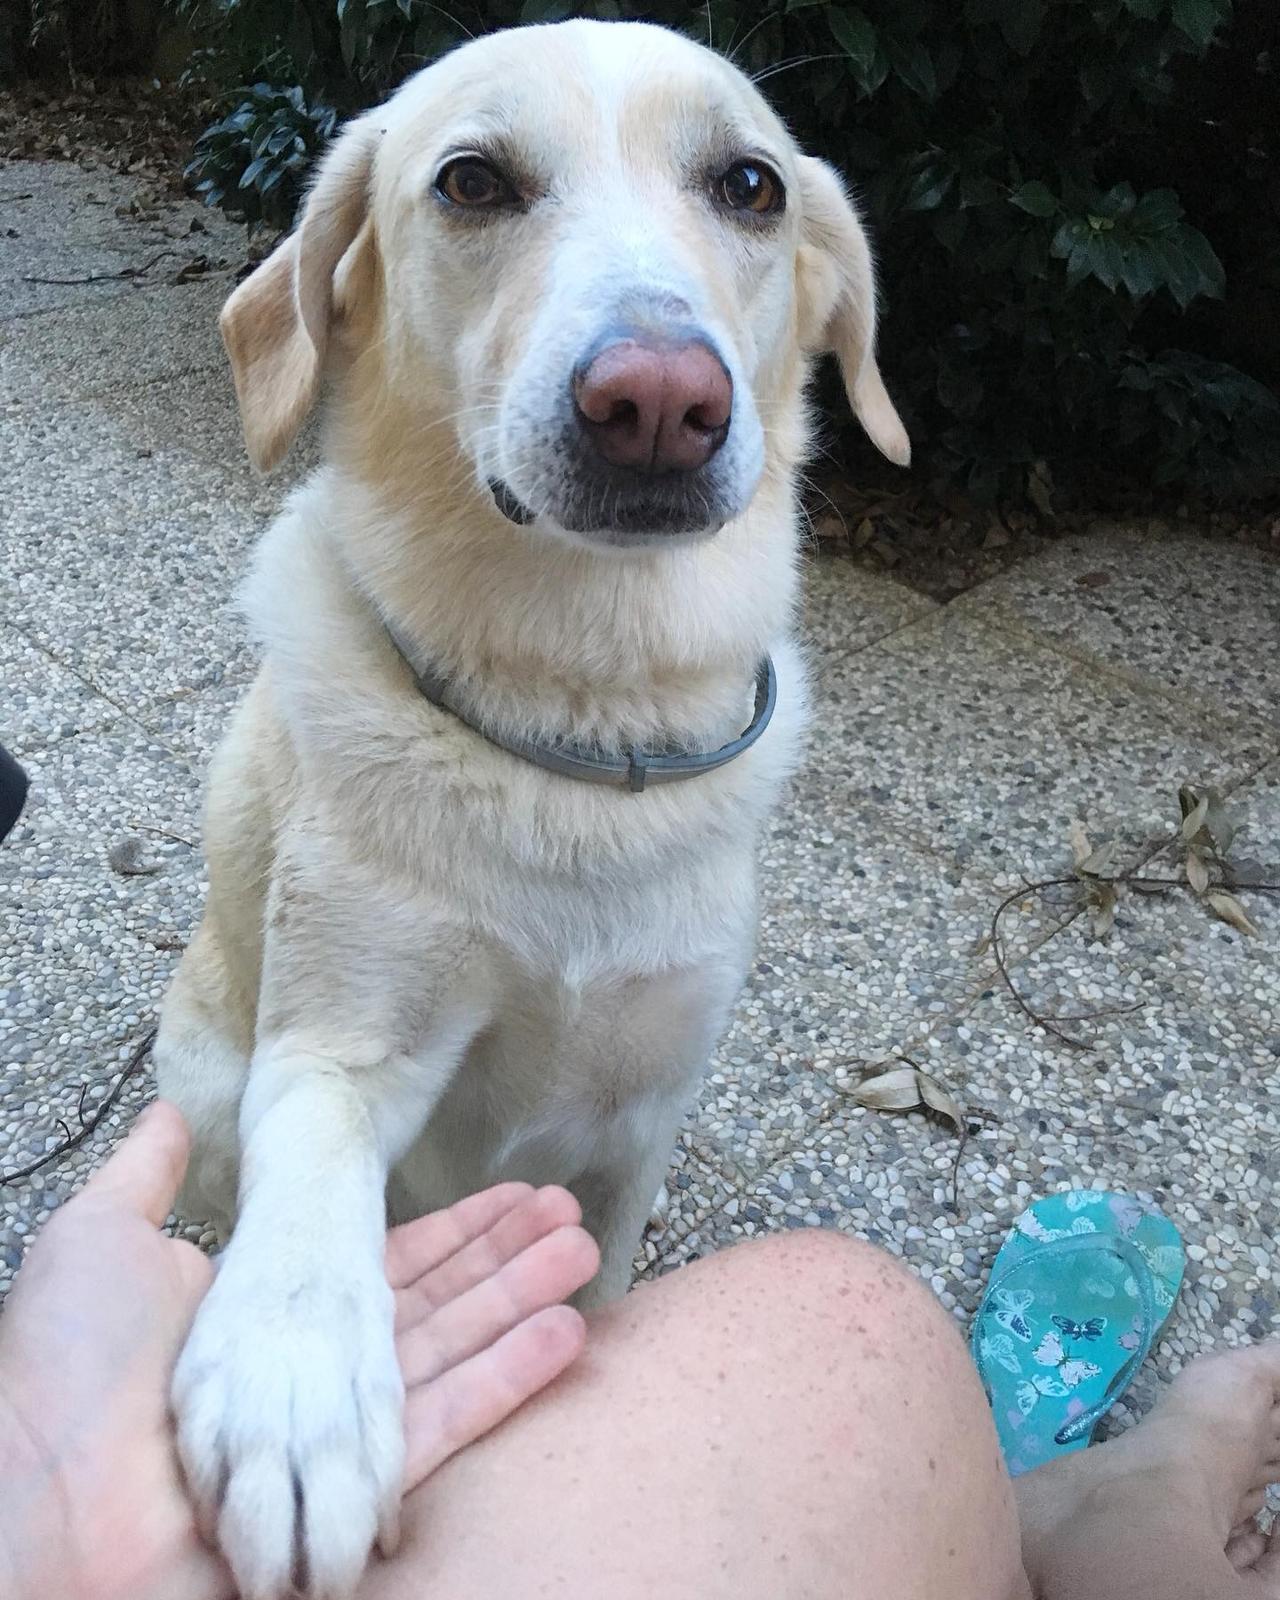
<box><xmin>794</xmin><ymin>156</ymin><xmax>910</xmax><ymax>468</ymax></box>
<box><xmin>220</xmin><ymin>115</ymin><xmax>380</xmax><ymax>472</ymax></box>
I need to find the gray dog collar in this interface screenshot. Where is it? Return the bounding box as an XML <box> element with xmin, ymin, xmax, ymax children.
<box><xmin>383</xmin><ymin>617</ymin><xmax>776</xmax><ymax>794</ymax></box>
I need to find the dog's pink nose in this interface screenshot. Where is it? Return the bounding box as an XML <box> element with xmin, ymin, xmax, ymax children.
<box><xmin>573</xmin><ymin>337</ymin><xmax>732</xmax><ymax>472</ymax></box>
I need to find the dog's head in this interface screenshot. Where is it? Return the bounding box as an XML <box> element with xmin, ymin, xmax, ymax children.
<box><xmin>222</xmin><ymin>20</ymin><xmax>908</xmax><ymax>550</ymax></box>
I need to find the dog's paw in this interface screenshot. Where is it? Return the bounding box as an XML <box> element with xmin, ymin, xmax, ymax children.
<box><xmin>172</xmin><ymin>1257</ymin><xmax>404</xmax><ymax>1600</ymax></box>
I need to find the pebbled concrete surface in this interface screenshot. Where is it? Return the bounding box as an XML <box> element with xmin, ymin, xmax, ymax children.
<box><xmin>2</xmin><ymin>157</ymin><xmax>1278</xmax><ymax>1440</ymax></box>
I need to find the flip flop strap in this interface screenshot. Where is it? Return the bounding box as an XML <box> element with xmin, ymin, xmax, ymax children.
<box><xmin>974</xmin><ymin>1234</ymin><xmax>1161</xmax><ymax>1447</ymax></box>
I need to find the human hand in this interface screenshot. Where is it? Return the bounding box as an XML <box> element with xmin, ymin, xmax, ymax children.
<box><xmin>0</xmin><ymin>1101</ymin><xmax>598</xmax><ymax>1600</ymax></box>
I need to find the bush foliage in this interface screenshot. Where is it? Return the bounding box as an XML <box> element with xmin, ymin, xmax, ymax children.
<box><xmin>173</xmin><ymin>0</ymin><xmax>1279</xmax><ymax>505</ymax></box>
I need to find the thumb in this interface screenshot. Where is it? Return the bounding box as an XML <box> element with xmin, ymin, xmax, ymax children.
<box><xmin>78</xmin><ymin>1100</ymin><xmax>192</xmax><ymax>1227</ymax></box>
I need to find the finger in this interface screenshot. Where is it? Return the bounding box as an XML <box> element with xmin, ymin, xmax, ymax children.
<box><xmin>398</xmin><ymin>1223</ymin><xmax>599</xmax><ymax>1388</ymax></box>
<box><xmin>394</xmin><ymin>1187</ymin><xmax>583</xmax><ymax>1333</ymax></box>
<box><xmin>1226</xmin><ymin>1527</ymin><xmax>1266</xmax><ymax>1570</ymax></box>
<box><xmin>385</xmin><ymin>1182</ymin><xmax>534</xmax><ymax>1290</ymax></box>
<box><xmin>403</xmin><ymin>1305</ymin><xmax>586</xmax><ymax>1493</ymax></box>
<box><xmin>77</xmin><ymin>1099</ymin><xmax>191</xmax><ymax>1226</ymax></box>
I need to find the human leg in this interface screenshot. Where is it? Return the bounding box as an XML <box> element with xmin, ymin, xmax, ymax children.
<box><xmin>1016</xmin><ymin>1343</ymin><xmax>1280</xmax><ymax>1600</ymax></box>
<box><xmin>365</xmin><ymin>1228</ymin><xmax>1031</xmax><ymax>1600</ymax></box>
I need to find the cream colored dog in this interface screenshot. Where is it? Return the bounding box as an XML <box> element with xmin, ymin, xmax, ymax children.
<box><xmin>155</xmin><ymin>18</ymin><xmax>907</xmax><ymax>1598</ymax></box>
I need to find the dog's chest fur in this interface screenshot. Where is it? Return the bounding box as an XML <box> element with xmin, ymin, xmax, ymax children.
<box><xmin>217</xmin><ymin>483</ymin><xmax>807</xmax><ymax>1215</ymax></box>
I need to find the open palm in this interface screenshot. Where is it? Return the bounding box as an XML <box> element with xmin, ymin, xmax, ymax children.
<box><xmin>0</xmin><ymin>1102</ymin><xmax>598</xmax><ymax>1600</ymax></box>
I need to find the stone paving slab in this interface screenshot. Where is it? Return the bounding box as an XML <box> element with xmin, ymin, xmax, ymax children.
<box><xmin>1</xmin><ymin>721</ymin><xmax>203</xmax><ymax>1273</ymax></box>
<box><xmin>797</xmin><ymin>546</ymin><xmax>939</xmax><ymax>652</ymax></box>
<box><xmin>99</xmin><ymin>365</ymin><xmax>321</xmax><ymax>488</ymax></box>
<box><xmin>0</xmin><ymin>625</ymin><xmax>119</xmax><ymax>753</ymax></box>
<box><xmin>952</xmin><ymin>526</ymin><xmax>1280</xmax><ymax>737</ymax></box>
<box><xmin>139</xmin><ymin>678</ymin><xmax>249</xmax><ymax>768</ymax></box>
<box><xmin>1</xmin><ymin>279</ymin><xmax>229</xmax><ymax>409</ymax></box>
<box><xmin>807</xmin><ymin>604</ymin><xmax>1275</xmax><ymax>881</ymax></box>
<box><xmin>0</xmin><ymin>158</ymin><xmax>242</xmax><ymax>321</ymax></box>
<box><xmin>1</xmin><ymin>235</ymin><xmax>141</xmax><ymax>317</ymax></box>
<box><xmin>2</xmin><ymin>405</ymin><xmax>259</xmax><ymax>708</ymax></box>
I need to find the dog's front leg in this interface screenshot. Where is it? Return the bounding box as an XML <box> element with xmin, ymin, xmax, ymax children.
<box><xmin>172</xmin><ymin>975</ymin><xmax>487</xmax><ymax>1599</ymax></box>
<box><xmin>170</xmin><ymin>1043</ymin><xmax>407</xmax><ymax>1598</ymax></box>
<box><xmin>574</xmin><ymin>1136</ymin><xmax>683</xmax><ymax>1308</ymax></box>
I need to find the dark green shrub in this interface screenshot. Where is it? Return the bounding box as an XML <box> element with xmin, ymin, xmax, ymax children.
<box><xmin>1</xmin><ymin>0</ymin><xmax>163</xmax><ymax>78</ymax></box>
<box><xmin>173</xmin><ymin>0</ymin><xmax>1279</xmax><ymax>506</ymax></box>
<box><xmin>185</xmin><ymin>83</ymin><xmax>337</xmax><ymax>226</ymax></box>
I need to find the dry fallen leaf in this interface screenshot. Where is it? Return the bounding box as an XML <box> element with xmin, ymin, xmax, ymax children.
<box><xmin>852</xmin><ymin>1067</ymin><xmax>921</xmax><ymax>1112</ymax></box>
<box><xmin>852</xmin><ymin>1066</ymin><xmax>965</xmax><ymax>1134</ymax></box>
<box><xmin>1089</xmin><ymin>881</ymin><xmax>1118</xmax><ymax>938</ymax></box>
<box><xmin>1180</xmin><ymin>795</ymin><xmax>1210</xmax><ymax>843</ymax></box>
<box><xmin>1206</xmin><ymin>891</ymin><xmax>1260</xmax><ymax>937</ymax></box>
<box><xmin>1201</xmin><ymin>789</ymin><xmax>1237</xmax><ymax>856</ymax></box>
<box><xmin>917</xmin><ymin>1072</ymin><xmax>964</xmax><ymax>1129</ymax></box>
<box><xmin>1079</xmin><ymin>841</ymin><xmax>1118</xmax><ymax>876</ymax></box>
<box><xmin>1186</xmin><ymin>850</ymin><xmax>1210</xmax><ymax>895</ymax></box>
<box><xmin>1027</xmin><ymin>460</ymin><xmax>1055</xmax><ymax>518</ymax></box>
<box><xmin>1068</xmin><ymin>819</ymin><xmax>1092</xmax><ymax>867</ymax></box>
<box><xmin>107</xmin><ymin>836</ymin><xmax>160</xmax><ymax>877</ymax></box>
<box><xmin>870</xmin><ymin>535</ymin><xmax>901</xmax><ymax>567</ymax></box>
<box><xmin>983</xmin><ymin>522</ymin><xmax>1010</xmax><ymax>550</ymax></box>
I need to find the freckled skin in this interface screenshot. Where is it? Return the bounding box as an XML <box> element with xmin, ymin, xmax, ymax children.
<box><xmin>359</xmin><ymin>1230</ymin><xmax>1032</xmax><ymax>1600</ymax></box>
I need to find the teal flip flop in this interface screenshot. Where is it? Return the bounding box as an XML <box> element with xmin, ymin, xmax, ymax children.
<box><xmin>971</xmin><ymin>1190</ymin><xmax>1185</xmax><ymax>1477</ymax></box>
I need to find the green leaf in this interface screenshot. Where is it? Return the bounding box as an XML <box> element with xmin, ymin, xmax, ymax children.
<box><xmin>1118</xmin><ymin>245</ymin><xmax>1159</xmax><ymax>298</ymax></box>
<box><xmin>1050</xmin><ymin>218</ymin><xmax>1085</xmax><ymax>260</ymax></box>
<box><xmin>339</xmin><ymin>0</ymin><xmax>366</xmax><ymax>71</ymax></box>
<box><xmin>1171</xmin><ymin>0</ymin><xmax>1226</xmax><ymax>49</ymax></box>
<box><xmin>931</xmin><ymin>208</ymin><xmax>969</xmax><ymax>252</ymax></box>
<box><xmin>1133</xmin><ymin>187</ymin><xmax>1183</xmax><ymax>230</ymax></box>
<box><xmin>1096</xmin><ymin>182</ymin><xmax>1137</xmax><ymax>220</ymax></box>
<box><xmin>937</xmin><ymin>363</ymin><xmax>984</xmax><ymax>416</ymax></box>
<box><xmin>827</xmin><ymin>7</ymin><xmax>878</xmax><ymax>82</ymax></box>
<box><xmin>886</xmin><ymin>36</ymin><xmax>938</xmax><ymax>99</ymax></box>
<box><xmin>900</xmin><ymin>162</ymin><xmax>955</xmax><ymax>212</ymax></box>
<box><xmin>239</xmin><ymin>154</ymin><xmax>271</xmax><ymax>189</ymax></box>
<box><xmin>1179</xmin><ymin>226</ymin><xmax>1226</xmax><ymax>298</ymax></box>
<box><xmin>1010</xmin><ymin>180</ymin><xmax>1057</xmax><ymax>216</ymax></box>
<box><xmin>1085</xmin><ymin>230</ymin><xmax>1125</xmax><ymax>291</ymax></box>
<box><xmin>1000</xmin><ymin>0</ymin><xmax>1045</xmax><ymax>54</ymax></box>
<box><xmin>959</xmin><ymin>171</ymin><xmax>1001</xmax><ymax>208</ymax></box>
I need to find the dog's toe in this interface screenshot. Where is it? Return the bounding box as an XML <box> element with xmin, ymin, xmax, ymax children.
<box><xmin>173</xmin><ymin>1261</ymin><xmax>403</xmax><ymax>1600</ymax></box>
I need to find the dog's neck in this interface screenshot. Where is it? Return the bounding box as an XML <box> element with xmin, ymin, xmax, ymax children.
<box><xmin>317</xmin><ymin>424</ymin><xmax>801</xmax><ymax>757</ymax></box>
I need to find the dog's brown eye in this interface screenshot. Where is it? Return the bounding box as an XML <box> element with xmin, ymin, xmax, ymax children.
<box><xmin>437</xmin><ymin>157</ymin><xmax>513</xmax><ymax>208</ymax></box>
<box><xmin>718</xmin><ymin>161</ymin><xmax>784</xmax><ymax>217</ymax></box>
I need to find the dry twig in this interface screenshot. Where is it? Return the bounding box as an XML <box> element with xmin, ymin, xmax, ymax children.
<box><xmin>22</xmin><ymin>248</ymin><xmax>178</xmax><ymax>287</ymax></box>
<box><xmin>0</xmin><ymin>1029</ymin><xmax>156</xmax><ymax>1187</ymax></box>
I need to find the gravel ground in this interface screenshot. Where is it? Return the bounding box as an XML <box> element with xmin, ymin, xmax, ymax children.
<box><xmin>2</xmin><ymin>158</ymin><xmax>1278</xmax><ymax>1444</ymax></box>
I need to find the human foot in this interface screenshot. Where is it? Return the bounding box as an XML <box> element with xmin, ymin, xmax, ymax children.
<box><xmin>1016</xmin><ymin>1342</ymin><xmax>1280</xmax><ymax>1600</ymax></box>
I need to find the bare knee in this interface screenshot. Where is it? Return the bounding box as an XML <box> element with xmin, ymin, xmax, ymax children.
<box><xmin>432</xmin><ymin>1227</ymin><xmax>1028</xmax><ymax>1600</ymax></box>
<box><xmin>601</xmin><ymin>1228</ymin><xmax>1027</xmax><ymax>1598</ymax></box>
<box><xmin>676</xmin><ymin>1224</ymin><xmax>964</xmax><ymax>1370</ymax></box>
<box><xmin>611</xmin><ymin>1226</ymin><xmax>994</xmax><ymax>1466</ymax></box>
